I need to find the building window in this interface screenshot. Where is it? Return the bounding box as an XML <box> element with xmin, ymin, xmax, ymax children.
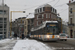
<box><xmin>46</xmin><ymin>14</ymin><xmax>48</xmax><ymax>18</ymax></box>
<box><xmin>37</xmin><ymin>15</ymin><xmax>38</xmax><ymax>19</ymax></box>
<box><xmin>55</xmin><ymin>10</ymin><xmax>57</xmax><ymax>13</ymax></box>
<box><xmin>42</xmin><ymin>7</ymin><xmax>43</xmax><ymax>12</ymax></box>
<box><xmin>39</xmin><ymin>9</ymin><xmax>40</xmax><ymax>13</ymax></box>
<box><xmin>4</xmin><ymin>24</ymin><xmax>7</xmax><ymax>28</ymax></box>
<box><xmin>0</xmin><ymin>32</ymin><xmax>2</xmax><ymax>34</ymax></box>
<box><xmin>70</xmin><ymin>8</ymin><xmax>72</xmax><ymax>14</ymax></box>
<box><xmin>43</xmin><ymin>7</ymin><xmax>45</xmax><ymax>11</ymax></box>
<box><xmin>51</xmin><ymin>14</ymin><xmax>53</xmax><ymax>19</ymax></box>
<box><xmin>52</xmin><ymin>7</ymin><xmax>53</xmax><ymax>12</ymax></box>
<box><xmin>0</xmin><ymin>18</ymin><xmax>3</xmax><ymax>23</ymax></box>
<box><xmin>42</xmin><ymin>14</ymin><xmax>44</xmax><ymax>19</ymax></box>
<box><xmin>0</xmin><ymin>24</ymin><xmax>3</xmax><ymax>28</ymax></box>
<box><xmin>0</xmin><ymin>10</ymin><xmax>6</xmax><ymax>14</ymax></box>
<box><xmin>70</xmin><ymin>18</ymin><xmax>72</xmax><ymax>24</ymax></box>
<box><xmin>38</xmin><ymin>9</ymin><xmax>39</xmax><ymax>13</ymax></box>
<box><xmin>49</xmin><ymin>14</ymin><xmax>50</xmax><ymax>18</ymax></box>
<box><xmin>40</xmin><ymin>8</ymin><xmax>42</xmax><ymax>12</ymax></box>
<box><xmin>37</xmin><ymin>21</ymin><xmax>38</xmax><ymax>26</ymax></box>
<box><xmin>53</xmin><ymin>8</ymin><xmax>54</xmax><ymax>13</ymax></box>
<box><xmin>35</xmin><ymin>9</ymin><xmax>37</xmax><ymax>13</ymax></box>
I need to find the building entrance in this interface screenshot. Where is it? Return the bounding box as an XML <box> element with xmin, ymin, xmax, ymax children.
<box><xmin>70</xmin><ymin>30</ymin><xmax>73</xmax><ymax>38</ymax></box>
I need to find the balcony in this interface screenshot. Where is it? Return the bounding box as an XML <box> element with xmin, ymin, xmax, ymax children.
<box><xmin>68</xmin><ymin>23</ymin><xmax>74</xmax><ymax>26</ymax></box>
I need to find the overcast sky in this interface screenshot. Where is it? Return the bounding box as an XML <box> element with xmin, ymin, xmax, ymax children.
<box><xmin>0</xmin><ymin>0</ymin><xmax>69</xmax><ymax>21</ymax></box>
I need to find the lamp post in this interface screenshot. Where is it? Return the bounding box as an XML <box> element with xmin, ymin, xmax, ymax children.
<box><xmin>2</xmin><ymin>0</ymin><xmax>4</xmax><ymax>38</ymax></box>
<box><xmin>10</xmin><ymin>11</ymin><xmax>25</xmax><ymax>37</ymax></box>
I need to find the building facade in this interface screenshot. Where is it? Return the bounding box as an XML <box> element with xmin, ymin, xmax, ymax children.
<box><xmin>0</xmin><ymin>4</ymin><xmax>9</xmax><ymax>38</ymax></box>
<box><xmin>26</xmin><ymin>13</ymin><xmax>34</xmax><ymax>35</ymax></box>
<box><xmin>34</xmin><ymin>4</ymin><xmax>57</xmax><ymax>27</ymax></box>
<box><xmin>12</xmin><ymin>17</ymin><xmax>28</xmax><ymax>37</ymax></box>
<box><xmin>68</xmin><ymin>0</ymin><xmax>75</xmax><ymax>38</ymax></box>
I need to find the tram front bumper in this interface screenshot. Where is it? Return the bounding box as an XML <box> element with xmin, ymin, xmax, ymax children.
<box><xmin>43</xmin><ymin>38</ymin><xmax>59</xmax><ymax>41</ymax></box>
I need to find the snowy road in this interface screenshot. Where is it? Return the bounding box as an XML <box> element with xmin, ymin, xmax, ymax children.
<box><xmin>13</xmin><ymin>39</ymin><xmax>53</xmax><ymax>50</ymax></box>
<box><xmin>0</xmin><ymin>39</ymin><xmax>17</xmax><ymax>50</ymax></box>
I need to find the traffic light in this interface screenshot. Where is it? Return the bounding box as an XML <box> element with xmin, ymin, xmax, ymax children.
<box><xmin>23</xmin><ymin>11</ymin><xmax>25</xmax><ymax>13</ymax></box>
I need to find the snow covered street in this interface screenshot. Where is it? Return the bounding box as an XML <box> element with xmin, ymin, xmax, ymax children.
<box><xmin>0</xmin><ymin>39</ymin><xmax>17</xmax><ymax>50</ymax></box>
<box><xmin>13</xmin><ymin>39</ymin><xmax>53</xmax><ymax>50</ymax></box>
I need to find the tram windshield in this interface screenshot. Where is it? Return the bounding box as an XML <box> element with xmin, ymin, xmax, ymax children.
<box><xmin>46</xmin><ymin>23</ymin><xmax>58</xmax><ymax>35</ymax></box>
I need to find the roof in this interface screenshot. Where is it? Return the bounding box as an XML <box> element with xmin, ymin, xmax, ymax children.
<box><xmin>62</xmin><ymin>21</ymin><xmax>67</xmax><ymax>25</ymax></box>
<box><xmin>26</xmin><ymin>13</ymin><xmax>34</xmax><ymax>19</ymax></box>
<box><xmin>36</xmin><ymin>4</ymin><xmax>52</xmax><ymax>9</ymax></box>
<box><xmin>43</xmin><ymin>21</ymin><xmax>58</xmax><ymax>24</ymax></box>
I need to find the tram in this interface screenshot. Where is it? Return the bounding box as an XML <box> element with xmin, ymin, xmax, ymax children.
<box><xmin>30</xmin><ymin>21</ymin><xmax>62</xmax><ymax>41</ymax></box>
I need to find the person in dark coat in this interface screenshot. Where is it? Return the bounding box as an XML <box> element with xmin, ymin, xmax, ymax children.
<box><xmin>14</xmin><ymin>33</ymin><xmax>17</xmax><ymax>39</ymax></box>
<box><xmin>21</xmin><ymin>33</ymin><xmax>25</xmax><ymax>39</ymax></box>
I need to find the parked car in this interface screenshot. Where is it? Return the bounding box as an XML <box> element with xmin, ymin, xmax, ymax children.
<box><xmin>59</xmin><ymin>33</ymin><xmax>67</xmax><ymax>41</ymax></box>
<box><xmin>66</xmin><ymin>34</ymin><xmax>69</xmax><ymax>38</ymax></box>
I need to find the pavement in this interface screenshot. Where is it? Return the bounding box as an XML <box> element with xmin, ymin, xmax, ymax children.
<box><xmin>42</xmin><ymin>39</ymin><xmax>75</xmax><ymax>50</ymax></box>
<box><xmin>0</xmin><ymin>39</ymin><xmax>17</xmax><ymax>50</ymax></box>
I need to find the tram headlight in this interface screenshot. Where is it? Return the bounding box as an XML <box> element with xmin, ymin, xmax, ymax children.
<box><xmin>57</xmin><ymin>36</ymin><xmax>59</xmax><ymax>38</ymax></box>
<box><xmin>47</xmin><ymin>35</ymin><xmax>50</xmax><ymax>38</ymax></box>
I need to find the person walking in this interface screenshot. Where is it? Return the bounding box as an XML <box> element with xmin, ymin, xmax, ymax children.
<box><xmin>14</xmin><ymin>33</ymin><xmax>17</xmax><ymax>40</ymax></box>
<box><xmin>21</xmin><ymin>33</ymin><xmax>25</xmax><ymax>39</ymax></box>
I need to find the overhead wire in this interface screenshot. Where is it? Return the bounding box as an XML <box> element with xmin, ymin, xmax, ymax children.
<box><xmin>24</xmin><ymin>0</ymin><xmax>55</xmax><ymax>10</ymax></box>
<box><xmin>53</xmin><ymin>0</ymin><xmax>60</xmax><ymax>6</ymax></box>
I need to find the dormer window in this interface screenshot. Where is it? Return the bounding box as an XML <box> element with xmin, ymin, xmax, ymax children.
<box><xmin>40</xmin><ymin>8</ymin><xmax>42</xmax><ymax>12</ymax></box>
<box><xmin>42</xmin><ymin>7</ymin><xmax>43</xmax><ymax>12</ymax></box>
<box><xmin>38</xmin><ymin>9</ymin><xmax>39</xmax><ymax>13</ymax></box>
<box><xmin>43</xmin><ymin>7</ymin><xmax>45</xmax><ymax>11</ymax></box>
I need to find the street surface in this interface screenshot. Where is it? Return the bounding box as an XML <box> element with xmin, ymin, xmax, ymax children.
<box><xmin>41</xmin><ymin>39</ymin><xmax>75</xmax><ymax>50</ymax></box>
<box><xmin>0</xmin><ymin>39</ymin><xmax>17</xmax><ymax>50</ymax></box>
<box><xmin>0</xmin><ymin>38</ymin><xmax>75</xmax><ymax>50</ymax></box>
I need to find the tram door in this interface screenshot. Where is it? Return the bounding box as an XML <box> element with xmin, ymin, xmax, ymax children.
<box><xmin>70</xmin><ymin>30</ymin><xmax>73</xmax><ymax>38</ymax></box>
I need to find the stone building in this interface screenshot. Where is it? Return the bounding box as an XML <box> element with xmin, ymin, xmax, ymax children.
<box><xmin>0</xmin><ymin>4</ymin><xmax>9</xmax><ymax>38</ymax></box>
<box><xmin>12</xmin><ymin>17</ymin><xmax>28</xmax><ymax>37</ymax></box>
<box><xmin>34</xmin><ymin>4</ymin><xmax>57</xmax><ymax>27</ymax></box>
<box><xmin>67</xmin><ymin>0</ymin><xmax>75</xmax><ymax>38</ymax></box>
<box><xmin>26</xmin><ymin>13</ymin><xmax>34</xmax><ymax>35</ymax></box>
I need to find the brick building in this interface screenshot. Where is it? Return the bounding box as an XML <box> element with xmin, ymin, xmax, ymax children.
<box><xmin>34</xmin><ymin>4</ymin><xmax>57</xmax><ymax>27</ymax></box>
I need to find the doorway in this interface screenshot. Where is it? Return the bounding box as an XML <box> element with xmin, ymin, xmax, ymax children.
<box><xmin>70</xmin><ymin>30</ymin><xmax>73</xmax><ymax>38</ymax></box>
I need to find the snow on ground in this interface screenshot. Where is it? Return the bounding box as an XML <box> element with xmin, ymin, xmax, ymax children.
<box><xmin>13</xmin><ymin>39</ymin><xmax>53</xmax><ymax>50</ymax></box>
<box><xmin>0</xmin><ymin>39</ymin><xmax>11</xmax><ymax>43</ymax></box>
<box><xmin>0</xmin><ymin>38</ymin><xmax>17</xmax><ymax>50</ymax></box>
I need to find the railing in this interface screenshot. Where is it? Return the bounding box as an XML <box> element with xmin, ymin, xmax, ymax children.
<box><xmin>68</xmin><ymin>23</ymin><xmax>74</xmax><ymax>26</ymax></box>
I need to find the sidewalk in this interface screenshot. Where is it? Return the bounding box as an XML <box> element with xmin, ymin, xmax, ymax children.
<box><xmin>13</xmin><ymin>39</ymin><xmax>53</xmax><ymax>50</ymax></box>
<box><xmin>0</xmin><ymin>38</ymin><xmax>17</xmax><ymax>50</ymax></box>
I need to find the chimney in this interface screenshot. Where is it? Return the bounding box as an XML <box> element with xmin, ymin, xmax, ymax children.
<box><xmin>69</xmin><ymin>1</ymin><xmax>71</xmax><ymax>3</ymax></box>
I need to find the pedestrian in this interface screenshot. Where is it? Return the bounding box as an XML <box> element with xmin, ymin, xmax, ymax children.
<box><xmin>14</xmin><ymin>33</ymin><xmax>17</xmax><ymax>40</ymax></box>
<box><xmin>21</xmin><ymin>33</ymin><xmax>25</xmax><ymax>39</ymax></box>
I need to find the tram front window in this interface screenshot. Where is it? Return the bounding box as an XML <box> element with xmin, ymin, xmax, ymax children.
<box><xmin>46</xmin><ymin>26</ymin><xmax>58</xmax><ymax>35</ymax></box>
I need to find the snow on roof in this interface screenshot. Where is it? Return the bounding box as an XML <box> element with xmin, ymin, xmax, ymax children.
<box><xmin>26</xmin><ymin>13</ymin><xmax>34</xmax><ymax>19</ymax></box>
<box><xmin>31</xmin><ymin>21</ymin><xmax>58</xmax><ymax>31</ymax></box>
<box><xmin>43</xmin><ymin>21</ymin><xmax>58</xmax><ymax>24</ymax></box>
<box><xmin>62</xmin><ymin>21</ymin><xmax>67</xmax><ymax>25</ymax></box>
<box><xmin>36</xmin><ymin>4</ymin><xmax>52</xmax><ymax>9</ymax></box>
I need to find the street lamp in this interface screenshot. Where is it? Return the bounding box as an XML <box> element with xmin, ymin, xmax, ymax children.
<box><xmin>2</xmin><ymin>0</ymin><xmax>4</xmax><ymax>38</ymax></box>
<box><xmin>10</xmin><ymin>11</ymin><xmax>25</xmax><ymax>37</ymax></box>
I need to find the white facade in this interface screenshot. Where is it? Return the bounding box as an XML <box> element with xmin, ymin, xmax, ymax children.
<box><xmin>69</xmin><ymin>0</ymin><xmax>75</xmax><ymax>3</ymax></box>
<box><xmin>68</xmin><ymin>2</ymin><xmax>75</xmax><ymax>38</ymax></box>
<box><xmin>0</xmin><ymin>5</ymin><xmax>9</xmax><ymax>38</ymax></box>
